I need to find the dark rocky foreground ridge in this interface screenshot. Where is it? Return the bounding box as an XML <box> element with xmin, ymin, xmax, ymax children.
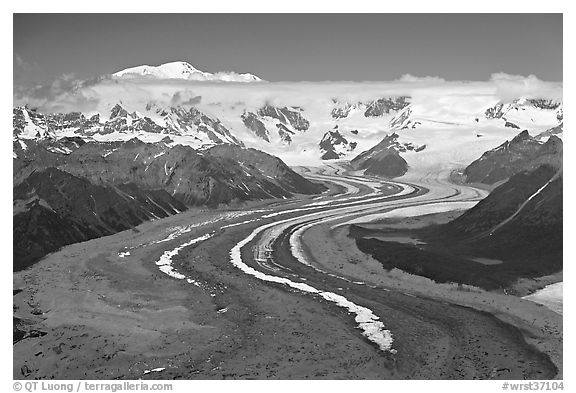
<box><xmin>447</xmin><ymin>165</ymin><xmax>562</xmax><ymax>255</ymax></box>
<box><xmin>14</xmin><ymin>167</ymin><xmax>187</xmax><ymax>271</ymax></box>
<box><xmin>13</xmin><ymin>138</ymin><xmax>326</xmax><ymax>271</ymax></box>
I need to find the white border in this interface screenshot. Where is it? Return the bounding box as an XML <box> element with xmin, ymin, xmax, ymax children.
<box><xmin>3</xmin><ymin>4</ymin><xmax>570</xmax><ymax>391</ymax></box>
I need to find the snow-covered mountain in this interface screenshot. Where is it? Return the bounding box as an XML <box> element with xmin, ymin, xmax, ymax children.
<box><xmin>319</xmin><ymin>126</ymin><xmax>357</xmax><ymax>160</ymax></box>
<box><xmin>14</xmin><ymin>75</ymin><xmax>563</xmax><ymax>173</ymax></box>
<box><xmin>112</xmin><ymin>61</ymin><xmax>263</xmax><ymax>83</ymax></box>
<box><xmin>331</xmin><ymin>96</ymin><xmax>410</xmax><ymax>119</ymax></box>
<box><xmin>350</xmin><ymin>133</ymin><xmax>414</xmax><ymax>177</ymax></box>
<box><xmin>483</xmin><ymin>98</ymin><xmax>562</xmax><ymax>130</ymax></box>
<box><xmin>241</xmin><ymin>105</ymin><xmax>309</xmax><ymax>145</ymax></box>
<box><xmin>13</xmin><ymin>104</ymin><xmax>244</xmax><ymax>155</ymax></box>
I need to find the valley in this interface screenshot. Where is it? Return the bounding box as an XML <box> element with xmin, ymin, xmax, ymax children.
<box><xmin>13</xmin><ymin>164</ymin><xmax>562</xmax><ymax>380</ymax></box>
<box><xmin>12</xmin><ymin>60</ymin><xmax>563</xmax><ymax>381</ymax></box>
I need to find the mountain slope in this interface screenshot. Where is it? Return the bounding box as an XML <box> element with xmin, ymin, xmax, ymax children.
<box><xmin>14</xmin><ymin>138</ymin><xmax>326</xmax><ymax>207</ymax></box>
<box><xmin>353</xmin><ymin>164</ymin><xmax>562</xmax><ymax>290</ymax></box>
<box><xmin>442</xmin><ymin>165</ymin><xmax>563</xmax><ymax>282</ymax></box>
<box><xmin>241</xmin><ymin>105</ymin><xmax>310</xmax><ymax>146</ymax></box>
<box><xmin>464</xmin><ymin>130</ymin><xmax>562</xmax><ymax>185</ymax></box>
<box><xmin>13</xmin><ymin>136</ymin><xmax>326</xmax><ymax>270</ymax></box>
<box><xmin>349</xmin><ymin>133</ymin><xmax>421</xmax><ymax>177</ymax></box>
<box><xmin>206</xmin><ymin>145</ymin><xmax>323</xmax><ymax>195</ymax></box>
<box><xmin>450</xmin><ymin>165</ymin><xmax>561</xmax><ymax>239</ymax></box>
<box><xmin>319</xmin><ymin>127</ymin><xmax>357</xmax><ymax>160</ymax></box>
<box><xmin>13</xmin><ymin>167</ymin><xmax>187</xmax><ymax>271</ymax></box>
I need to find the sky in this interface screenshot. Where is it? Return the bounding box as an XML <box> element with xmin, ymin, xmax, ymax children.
<box><xmin>14</xmin><ymin>13</ymin><xmax>562</xmax><ymax>86</ymax></box>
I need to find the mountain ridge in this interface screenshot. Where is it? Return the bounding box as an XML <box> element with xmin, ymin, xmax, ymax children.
<box><xmin>464</xmin><ymin>130</ymin><xmax>562</xmax><ymax>185</ymax></box>
<box><xmin>13</xmin><ymin>136</ymin><xmax>326</xmax><ymax>270</ymax></box>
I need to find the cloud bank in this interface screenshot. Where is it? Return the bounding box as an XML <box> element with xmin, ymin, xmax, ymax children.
<box><xmin>490</xmin><ymin>73</ymin><xmax>562</xmax><ymax>102</ymax></box>
<box><xmin>13</xmin><ymin>73</ymin><xmax>562</xmax><ymax>115</ymax></box>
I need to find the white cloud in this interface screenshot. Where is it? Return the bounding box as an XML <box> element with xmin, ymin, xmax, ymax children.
<box><xmin>170</xmin><ymin>89</ymin><xmax>202</xmax><ymax>106</ymax></box>
<box><xmin>13</xmin><ymin>72</ymin><xmax>562</xmax><ymax>115</ymax></box>
<box><xmin>398</xmin><ymin>74</ymin><xmax>446</xmax><ymax>83</ymax></box>
<box><xmin>490</xmin><ymin>73</ymin><xmax>562</xmax><ymax>102</ymax></box>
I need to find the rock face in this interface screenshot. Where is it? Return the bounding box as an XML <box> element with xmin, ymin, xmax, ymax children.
<box><xmin>242</xmin><ymin>112</ymin><xmax>269</xmax><ymax>142</ymax></box>
<box><xmin>242</xmin><ymin>105</ymin><xmax>310</xmax><ymax>145</ymax></box>
<box><xmin>330</xmin><ymin>96</ymin><xmax>411</xmax><ymax>119</ymax></box>
<box><xmin>364</xmin><ymin>96</ymin><xmax>410</xmax><ymax>117</ymax></box>
<box><xmin>350</xmin><ymin>133</ymin><xmax>412</xmax><ymax>178</ymax></box>
<box><xmin>527</xmin><ymin>99</ymin><xmax>562</xmax><ymax>110</ymax></box>
<box><xmin>319</xmin><ymin>127</ymin><xmax>357</xmax><ymax>160</ymax></box>
<box><xmin>389</xmin><ymin>106</ymin><xmax>421</xmax><ymax>130</ymax></box>
<box><xmin>504</xmin><ymin>121</ymin><xmax>520</xmax><ymax>129</ymax></box>
<box><xmin>464</xmin><ymin>130</ymin><xmax>562</xmax><ymax>185</ymax></box>
<box><xmin>257</xmin><ymin>105</ymin><xmax>310</xmax><ymax>131</ymax></box>
<box><xmin>13</xmin><ymin>137</ymin><xmax>326</xmax><ymax>270</ymax></box>
<box><xmin>276</xmin><ymin>124</ymin><xmax>294</xmax><ymax>144</ymax></box>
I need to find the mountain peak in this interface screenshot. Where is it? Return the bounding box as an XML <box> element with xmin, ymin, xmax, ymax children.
<box><xmin>112</xmin><ymin>61</ymin><xmax>263</xmax><ymax>83</ymax></box>
<box><xmin>110</xmin><ymin>103</ymin><xmax>129</xmax><ymax>119</ymax></box>
<box><xmin>510</xmin><ymin>129</ymin><xmax>531</xmax><ymax>143</ymax></box>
